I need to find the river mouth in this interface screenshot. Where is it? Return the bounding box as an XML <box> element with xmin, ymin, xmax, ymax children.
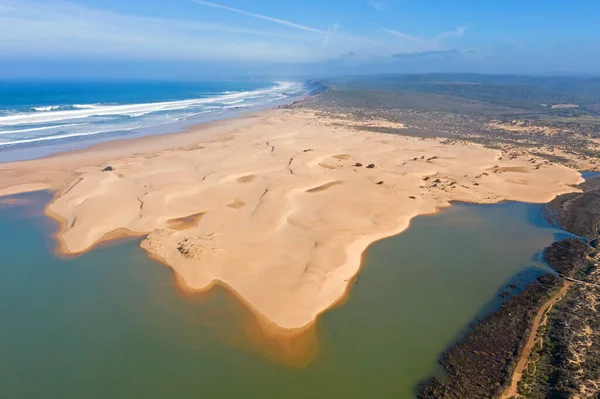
<box><xmin>0</xmin><ymin>192</ymin><xmax>565</xmax><ymax>399</ymax></box>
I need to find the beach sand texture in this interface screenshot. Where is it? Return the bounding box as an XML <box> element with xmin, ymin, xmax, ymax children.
<box><xmin>0</xmin><ymin>109</ymin><xmax>583</xmax><ymax>331</ymax></box>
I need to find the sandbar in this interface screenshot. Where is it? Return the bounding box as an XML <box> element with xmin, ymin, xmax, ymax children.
<box><xmin>0</xmin><ymin>109</ymin><xmax>583</xmax><ymax>331</ymax></box>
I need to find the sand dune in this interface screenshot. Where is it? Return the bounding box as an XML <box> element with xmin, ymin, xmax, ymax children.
<box><xmin>0</xmin><ymin>109</ymin><xmax>583</xmax><ymax>331</ymax></box>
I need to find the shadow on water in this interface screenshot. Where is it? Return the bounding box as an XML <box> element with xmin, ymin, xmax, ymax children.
<box><xmin>478</xmin><ymin>266</ymin><xmax>553</xmax><ymax>316</ymax></box>
<box><xmin>0</xmin><ymin>193</ymin><xmax>568</xmax><ymax>399</ymax></box>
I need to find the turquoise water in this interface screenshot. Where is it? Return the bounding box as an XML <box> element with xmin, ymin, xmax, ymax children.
<box><xmin>0</xmin><ymin>80</ymin><xmax>304</xmax><ymax>161</ymax></box>
<box><xmin>0</xmin><ymin>193</ymin><xmax>565</xmax><ymax>399</ymax></box>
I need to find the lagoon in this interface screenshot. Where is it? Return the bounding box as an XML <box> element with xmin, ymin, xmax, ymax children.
<box><xmin>0</xmin><ymin>193</ymin><xmax>564</xmax><ymax>399</ymax></box>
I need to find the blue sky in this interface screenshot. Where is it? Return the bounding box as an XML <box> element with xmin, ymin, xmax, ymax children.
<box><xmin>1</xmin><ymin>0</ymin><xmax>599</xmax><ymax>78</ymax></box>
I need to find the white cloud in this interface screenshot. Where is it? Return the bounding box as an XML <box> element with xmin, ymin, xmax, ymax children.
<box><xmin>191</xmin><ymin>0</ymin><xmax>373</xmax><ymax>44</ymax></box>
<box><xmin>433</xmin><ymin>26</ymin><xmax>467</xmax><ymax>42</ymax></box>
<box><xmin>323</xmin><ymin>23</ymin><xmax>341</xmax><ymax>48</ymax></box>
<box><xmin>192</xmin><ymin>0</ymin><xmax>329</xmax><ymax>35</ymax></box>
<box><xmin>384</xmin><ymin>26</ymin><xmax>467</xmax><ymax>49</ymax></box>
<box><xmin>0</xmin><ymin>0</ymin><xmax>465</xmax><ymax>64</ymax></box>
<box><xmin>368</xmin><ymin>1</ymin><xmax>385</xmax><ymax>11</ymax></box>
<box><xmin>0</xmin><ymin>0</ymin><xmax>343</xmax><ymax>62</ymax></box>
<box><xmin>383</xmin><ymin>29</ymin><xmax>424</xmax><ymax>43</ymax></box>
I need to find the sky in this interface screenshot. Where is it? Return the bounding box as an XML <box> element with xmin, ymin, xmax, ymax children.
<box><xmin>1</xmin><ymin>0</ymin><xmax>599</xmax><ymax>79</ymax></box>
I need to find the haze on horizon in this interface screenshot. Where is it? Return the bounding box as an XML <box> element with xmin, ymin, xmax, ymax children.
<box><xmin>1</xmin><ymin>0</ymin><xmax>599</xmax><ymax>79</ymax></box>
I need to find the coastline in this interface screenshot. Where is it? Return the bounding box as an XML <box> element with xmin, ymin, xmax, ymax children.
<box><xmin>0</xmin><ymin>107</ymin><xmax>585</xmax><ymax>336</ymax></box>
<box><xmin>500</xmin><ymin>281</ymin><xmax>572</xmax><ymax>399</ymax></box>
<box><xmin>38</xmin><ymin>189</ymin><xmax>320</xmax><ymax>367</ymax></box>
<box><xmin>417</xmin><ymin>273</ymin><xmax>565</xmax><ymax>399</ymax></box>
<box><xmin>418</xmin><ymin>175</ymin><xmax>600</xmax><ymax>399</ymax></box>
<box><xmin>1</xmin><ymin>107</ymin><xmax>275</xmax><ymax>166</ymax></box>
<box><xmin>0</xmin><ymin>80</ymin><xmax>308</xmax><ymax>163</ymax></box>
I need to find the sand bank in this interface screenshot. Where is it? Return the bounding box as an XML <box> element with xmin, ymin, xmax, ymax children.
<box><xmin>0</xmin><ymin>109</ymin><xmax>583</xmax><ymax>330</ymax></box>
<box><xmin>0</xmin><ymin>183</ymin><xmax>50</xmax><ymax>197</ymax></box>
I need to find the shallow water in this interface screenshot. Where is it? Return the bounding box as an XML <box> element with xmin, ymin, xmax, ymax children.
<box><xmin>0</xmin><ymin>81</ymin><xmax>305</xmax><ymax>162</ymax></box>
<box><xmin>0</xmin><ymin>193</ymin><xmax>565</xmax><ymax>399</ymax></box>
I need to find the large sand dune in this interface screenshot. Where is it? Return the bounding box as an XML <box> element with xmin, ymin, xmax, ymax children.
<box><xmin>0</xmin><ymin>109</ymin><xmax>583</xmax><ymax>331</ymax></box>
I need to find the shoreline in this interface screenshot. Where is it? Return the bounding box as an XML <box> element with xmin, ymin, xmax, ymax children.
<box><xmin>417</xmin><ymin>273</ymin><xmax>565</xmax><ymax>399</ymax></box>
<box><xmin>418</xmin><ymin>175</ymin><xmax>600</xmax><ymax>399</ymax></box>
<box><xmin>0</xmin><ymin>81</ymin><xmax>308</xmax><ymax>164</ymax></box>
<box><xmin>500</xmin><ymin>281</ymin><xmax>572</xmax><ymax>399</ymax></box>
<box><xmin>37</xmin><ymin>190</ymin><xmax>320</xmax><ymax>367</ymax></box>
<box><xmin>0</xmin><ymin>107</ymin><xmax>585</xmax><ymax>336</ymax></box>
<box><xmin>1</xmin><ymin>107</ymin><xmax>276</xmax><ymax>166</ymax></box>
<box><xmin>14</xmin><ymin>187</ymin><xmax>567</xmax><ymax>371</ymax></box>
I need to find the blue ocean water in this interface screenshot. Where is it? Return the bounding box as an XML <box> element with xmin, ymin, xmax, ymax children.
<box><xmin>0</xmin><ymin>80</ymin><xmax>305</xmax><ymax>161</ymax></box>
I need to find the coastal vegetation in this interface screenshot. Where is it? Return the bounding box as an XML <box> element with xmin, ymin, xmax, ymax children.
<box><xmin>516</xmin><ymin>177</ymin><xmax>600</xmax><ymax>398</ymax></box>
<box><xmin>417</xmin><ymin>274</ymin><xmax>563</xmax><ymax>399</ymax></box>
<box><xmin>323</xmin><ymin>74</ymin><xmax>600</xmax><ymax>115</ymax></box>
<box><xmin>294</xmin><ymin>74</ymin><xmax>600</xmax><ymax>398</ymax></box>
<box><xmin>417</xmin><ymin>175</ymin><xmax>600</xmax><ymax>399</ymax></box>
<box><xmin>297</xmin><ymin>74</ymin><xmax>600</xmax><ymax>171</ymax></box>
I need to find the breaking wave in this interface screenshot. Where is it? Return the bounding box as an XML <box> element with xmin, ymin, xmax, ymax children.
<box><xmin>0</xmin><ymin>81</ymin><xmax>304</xmax><ymax>148</ymax></box>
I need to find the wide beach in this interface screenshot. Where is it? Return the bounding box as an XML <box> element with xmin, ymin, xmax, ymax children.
<box><xmin>0</xmin><ymin>107</ymin><xmax>584</xmax><ymax>334</ymax></box>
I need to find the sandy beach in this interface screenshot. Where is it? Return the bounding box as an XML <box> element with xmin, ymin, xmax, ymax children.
<box><xmin>0</xmin><ymin>108</ymin><xmax>584</xmax><ymax>331</ymax></box>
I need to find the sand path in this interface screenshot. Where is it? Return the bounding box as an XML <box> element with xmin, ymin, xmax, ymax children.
<box><xmin>501</xmin><ymin>281</ymin><xmax>572</xmax><ymax>399</ymax></box>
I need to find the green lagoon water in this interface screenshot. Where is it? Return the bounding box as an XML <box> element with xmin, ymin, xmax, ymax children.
<box><xmin>0</xmin><ymin>192</ymin><xmax>566</xmax><ymax>399</ymax></box>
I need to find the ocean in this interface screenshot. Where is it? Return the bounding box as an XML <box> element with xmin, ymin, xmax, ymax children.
<box><xmin>0</xmin><ymin>80</ymin><xmax>305</xmax><ymax>162</ymax></box>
